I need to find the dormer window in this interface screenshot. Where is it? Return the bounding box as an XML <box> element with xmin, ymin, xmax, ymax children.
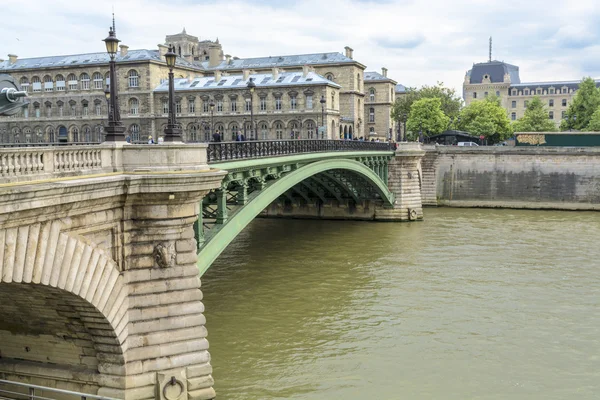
<box><xmin>483</xmin><ymin>74</ymin><xmax>489</xmax><ymax>80</ymax></box>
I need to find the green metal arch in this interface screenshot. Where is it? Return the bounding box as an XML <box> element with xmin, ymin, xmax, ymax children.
<box><xmin>197</xmin><ymin>159</ymin><xmax>394</xmax><ymax>275</ymax></box>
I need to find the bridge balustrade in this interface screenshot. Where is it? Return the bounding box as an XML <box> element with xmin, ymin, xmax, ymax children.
<box><xmin>207</xmin><ymin>139</ymin><xmax>396</xmax><ymax>163</ymax></box>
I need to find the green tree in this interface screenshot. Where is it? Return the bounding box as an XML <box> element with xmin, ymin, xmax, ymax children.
<box><xmin>512</xmin><ymin>96</ymin><xmax>557</xmax><ymax>132</ymax></box>
<box><xmin>406</xmin><ymin>97</ymin><xmax>449</xmax><ymax>139</ymax></box>
<box><xmin>559</xmin><ymin>77</ymin><xmax>600</xmax><ymax>131</ymax></box>
<box><xmin>391</xmin><ymin>82</ymin><xmax>462</xmax><ymax>123</ymax></box>
<box><xmin>456</xmin><ymin>95</ymin><xmax>512</xmax><ymax>142</ymax></box>
<box><xmin>586</xmin><ymin>108</ymin><xmax>600</xmax><ymax>131</ymax></box>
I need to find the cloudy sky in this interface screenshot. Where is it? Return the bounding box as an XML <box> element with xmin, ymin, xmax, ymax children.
<box><xmin>1</xmin><ymin>0</ymin><xmax>599</xmax><ymax>97</ymax></box>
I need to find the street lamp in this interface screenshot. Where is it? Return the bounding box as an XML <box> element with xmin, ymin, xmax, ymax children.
<box><xmin>320</xmin><ymin>95</ymin><xmax>326</xmax><ymax>139</ymax></box>
<box><xmin>163</xmin><ymin>45</ymin><xmax>182</xmax><ymax>142</ymax></box>
<box><xmin>209</xmin><ymin>100</ymin><xmax>215</xmax><ymax>139</ymax></box>
<box><xmin>247</xmin><ymin>77</ymin><xmax>255</xmax><ymax>140</ymax></box>
<box><xmin>102</xmin><ymin>26</ymin><xmax>125</xmax><ymax>141</ymax></box>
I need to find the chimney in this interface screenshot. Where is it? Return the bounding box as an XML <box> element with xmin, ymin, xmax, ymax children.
<box><xmin>344</xmin><ymin>46</ymin><xmax>353</xmax><ymax>59</ymax></box>
<box><xmin>214</xmin><ymin>70</ymin><xmax>222</xmax><ymax>82</ymax></box>
<box><xmin>381</xmin><ymin>67</ymin><xmax>388</xmax><ymax>77</ymax></box>
<box><xmin>208</xmin><ymin>44</ymin><xmax>222</xmax><ymax>68</ymax></box>
<box><xmin>119</xmin><ymin>45</ymin><xmax>129</xmax><ymax>57</ymax></box>
<box><xmin>302</xmin><ymin>65</ymin><xmax>310</xmax><ymax>77</ymax></box>
<box><xmin>243</xmin><ymin>69</ymin><xmax>250</xmax><ymax>81</ymax></box>
<box><xmin>225</xmin><ymin>54</ymin><xmax>232</xmax><ymax>64</ymax></box>
<box><xmin>8</xmin><ymin>54</ymin><xmax>18</xmax><ymax>65</ymax></box>
<box><xmin>272</xmin><ymin>67</ymin><xmax>279</xmax><ymax>81</ymax></box>
<box><xmin>158</xmin><ymin>44</ymin><xmax>168</xmax><ymax>59</ymax></box>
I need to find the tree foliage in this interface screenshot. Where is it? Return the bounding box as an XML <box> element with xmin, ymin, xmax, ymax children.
<box><xmin>455</xmin><ymin>95</ymin><xmax>512</xmax><ymax>142</ymax></box>
<box><xmin>559</xmin><ymin>77</ymin><xmax>600</xmax><ymax>131</ymax></box>
<box><xmin>405</xmin><ymin>98</ymin><xmax>449</xmax><ymax>139</ymax></box>
<box><xmin>391</xmin><ymin>82</ymin><xmax>462</xmax><ymax>123</ymax></box>
<box><xmin>586</xmin><ymin>108</ymin><xmax>600</xmax><ymax>131</ymax></box>
<box><xmin>512</xmin><ymin>96</ymin><xmax>558</xmax><ymax>132</ymax></box>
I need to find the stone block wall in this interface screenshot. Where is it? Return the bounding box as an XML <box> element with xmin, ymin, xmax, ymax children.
<box><xmin>434</xmin><ymin>147</ymin><xmax>600</xmax><ymax>210</ymax></box>
<box><xmin>421</xmin><ymin>146</ymin><xmax>439</xmax><ymax>206</ymax></box>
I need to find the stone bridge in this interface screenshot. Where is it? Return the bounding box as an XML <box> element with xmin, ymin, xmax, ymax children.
<box><xmin>0</xmin><ymin>140</ymin><xmax>424</xmax><ymax>399</ymax></box>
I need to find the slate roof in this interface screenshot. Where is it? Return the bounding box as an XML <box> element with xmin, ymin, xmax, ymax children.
<box><xmin>466</xmin><ymin>60</ymin><xmax>521</xmax><ymax>84</ymax></box>
<box><xmin>0</xmin><ymin>49</ymin><xmax>198</xmax><ymax>71</ymax></box>
<box><xmin>364</xmin><ymin>71</ymin><xmax>392</xmax><ymax>82</ymax></box>
<box><xmin>509</xmin><ymin>79</ymin><xmax>600</xmax><ymax>93</ymax></box>
<box><xmin>153</xmin><ymin>71</ymin><xmax>341</xmax><ymax>92</ymax></box>
<box><xmin>395</xmin><ymin>84</ymin><xmax>407</xmax><ymax>93</ymax></box>
<box><xmin>197</xmin><ymin>52</ymin><xmax>358</xmax><ymax>71</ymax></box>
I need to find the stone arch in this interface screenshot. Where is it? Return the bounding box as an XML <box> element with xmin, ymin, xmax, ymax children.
<box><xmin>0</xmin><ymin>221</ymin><xmax>128</xmax><ymax>396</ymax></box>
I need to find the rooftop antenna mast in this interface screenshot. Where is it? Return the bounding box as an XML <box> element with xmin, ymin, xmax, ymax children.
<box><xmin>489</xmin><ymin>36</ymin><xmax>492</xmax><ymax>62</ymax></box>
<box><xmin>112</xmin><ymin>7</ymin><xmax>116</xmax><ymax>34</ymax></box>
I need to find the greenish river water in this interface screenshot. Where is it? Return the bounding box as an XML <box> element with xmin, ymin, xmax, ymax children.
<box><xmin>202</xmin><ymin>209</ymin><xmax>600</xmax><ymax>399</ymax></box>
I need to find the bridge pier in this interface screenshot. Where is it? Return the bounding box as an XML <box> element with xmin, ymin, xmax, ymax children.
<box><xmin>0</xmin><ymin>143</ymin><xmax>226</xmax><ymax>399</ymax></box>
<box><xmin>374</xmin><ymin>143</ymin><xmax>425</xmax><ymax>221</ymax></box>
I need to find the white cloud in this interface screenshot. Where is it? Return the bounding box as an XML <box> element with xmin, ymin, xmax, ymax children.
<box><xmin>1</xmin><ymin>0</ymin><xmax>599</xmax><ymax>97</ymax></box>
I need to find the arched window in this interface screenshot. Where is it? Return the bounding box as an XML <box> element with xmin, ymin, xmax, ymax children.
<box><xmin>95</xmin><ymin>125</ymin><xmax>104</xmax><ymax>142</ymax></box>
<box><xmin>178</xmin><ymin>46</ymin><xmax>181</xmax><ymax>56</ymax></box>
<box><xmin>290</xmin><ymin>122</ymin><xmax>299</xmax><ymax>139</ymax></box>
<box><xmin>129</xmin><ymin>98</ymin><xmax>139</xmax><ymax>115</ymax></box>
<box><xmin>12</xmin><ymin>127</ymin><xmax>21</xmax><ymax>143</ymax></box>
<box><xmin>260</xmin><ymin>122</ymin><xmax>268</xmax><ymax>140</ymax></box>
<box><xmin>203</xmin><ymin>124</ymin><xmax>211</xmax><ymax>142</ymax></box>
<box><xmin>306</xmin><ymin>121</ymin><xmax>315</xmax><ymax>139</ymax></box>
<box><xmin>230</xmin><ymin>124</ymin><xmax>239</xmax><ymax>141</ymax></box>
<box><xmin>71</xmin><ymin>126</ymin><xmax>79</xmax><ymax>142</ymax></box>
<box><xmin>369</xmin><ymin>88</ymin><xmax>375</xmax><ymax>102</ymax></box>
<box><xmin>47</xmin><ymin>127</ymin><xmax>55</xmax><ymax>143</ymax></box>
<box><xmin>83</xmin><ymin>126</ymin><xmax>92</xmax><ymax>142</ymax></box>
<box><xmin>357</xmin><ymin>73</ymin><xmax>361</xmax><ymax>91</ymax></box>
<box><xmin>93</xmin><ymin>72</ymin><xmax>103</xmax><ymax>89</ymax></box>
<box><xmin>80</xmin><ymin>73</ymin><xmax>90</xmax><ymax>90</ymax></box>
<box><xmin>43</xmin><ymin>75</ymin><xmax>53</xmax><ymax>92</ymax></box>
<box><xmin>189</xmin><ymin>125</ymin><xmax>198</xmax><ymax>142</ymax></box>
<box><xmin>275</xmin><ymin>122</ymin><xmax>283</xmax><ymax>139</ymax></box>
<box><xmin>128</xmin><ymin>70</ymin><xmax>139</xmax><ymax>88</ymax></box>
<box><xmin>23</xmin><ymin>128</ymin><xmax>32</xmax><ymax>143</ymax></box>
<box><xmin>67</xmin><ymin>74</ymin><xmax>78</xmax><ymax>90</ymax></box>
<box><xmin>130</xmin><ymin>124</ymin><xmax>140</xmax><ymax>142</ymax></box>
<box><xmin>214</xmin><ymin>123</ymin><xmax>224</xmax><ymax>137</ymax></box>
<box><xmin>369</xmin><ymin>107</ymin><xmax>375</xmax><ymax>122</ymax></box>
<box><xmin>55</xmin><ymin>74</ymin><xmax>65</xmax><ymax>91</ymax></box>
<box><xmin>31</xmin><ymin>76</ymin><xmax>41</xmax><ymax>92</ymax></box>
<box><xmin>20</xmin><ymin>77</ymin><xmax>30</xmax><ymax>92</ymax></box>
<box><xmin>325</xmin><ymin>73</ymin><xmax>334</xmax><ymax>82</ymax></box>
<box><xmin>105</xmin><ymin>72</ymin><xmax>110</xmax><ymax>88</ymax></box>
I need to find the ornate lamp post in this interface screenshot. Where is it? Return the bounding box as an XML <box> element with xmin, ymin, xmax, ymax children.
<box><xmin>163</xmin><ymin>45</ymin><xmax>182</xmax><ymax>142</ymax></box>
<box><xmin>320</xmin><ymin>95</ymin><xmax>326</xmax><ymax>139</ymax></box>
<box><xmin>209</xmin><ymin>100</ymin><xmax>215</xmax><ymax>139</ymax></box>
<box><xmin>102</xmin><ymin>26</ymin><xmax>126</xmax><ymax>141</ymax></box>
<box><xmin>247</xmin><ymin>78</ymin><xmax>255</xmax><ymax>140</ymax></box>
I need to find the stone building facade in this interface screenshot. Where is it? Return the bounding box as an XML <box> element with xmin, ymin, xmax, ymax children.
<box><xmin>463</xmin><ymin>59</ymin><xmax>600</xmax><ymax>127</ymax></box>
<box><xmin>0</xmin><ymin>29</ymin><xmax>400</xmax><ymax>143</ymax></box>
<box><xmin>363</xmin><ymin>68</ymin><xmax>397</xmax><ymax>139</ymax></box>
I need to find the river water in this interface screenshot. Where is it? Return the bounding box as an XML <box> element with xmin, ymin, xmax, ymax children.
<box><xmin>202</xmin><ymin>209</ymin><xmax>600</xmax><ymax>399</ymax></box>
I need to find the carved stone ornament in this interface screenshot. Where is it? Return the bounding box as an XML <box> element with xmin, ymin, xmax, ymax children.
<box><xmin>154</xmin><ymin>242</ymin><xmax>176</xmax><ymax>268</ymax></box>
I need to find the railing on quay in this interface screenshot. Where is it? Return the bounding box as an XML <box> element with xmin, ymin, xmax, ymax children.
<box><xmin>0</xmin><ymin>379</ymin><xmax>119</xmax><ymax>400</ymax></box>
<box><xmin>207</xmin><ymin>139</ymin><xmax>396</xmax><ymax>163</ymax></box>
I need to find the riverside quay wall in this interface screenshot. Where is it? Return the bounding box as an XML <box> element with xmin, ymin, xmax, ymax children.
<box><xmin>422</xmin><ymin>146</ymin><xmax>600</xmax><ymax>210</ymax></box>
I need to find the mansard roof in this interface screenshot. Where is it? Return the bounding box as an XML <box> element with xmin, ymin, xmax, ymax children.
<box><xmin>0</xmin><ymin>49</ymin><xmax>198</xmax><ymax>71</ymax></box>
<box><xmin>466</xmin><ymin>60</ymin><xmax>521</xmax><ymax>84</ymax></box>
<box><xmin>197</xmin><ymin>52</ymin><xmax>361</xmax><ymax>71</ymax></box>
<box><xmin>153</xmin><ymin>71</ymin><xmax>341</xmax><ymax>92</ymax></box>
